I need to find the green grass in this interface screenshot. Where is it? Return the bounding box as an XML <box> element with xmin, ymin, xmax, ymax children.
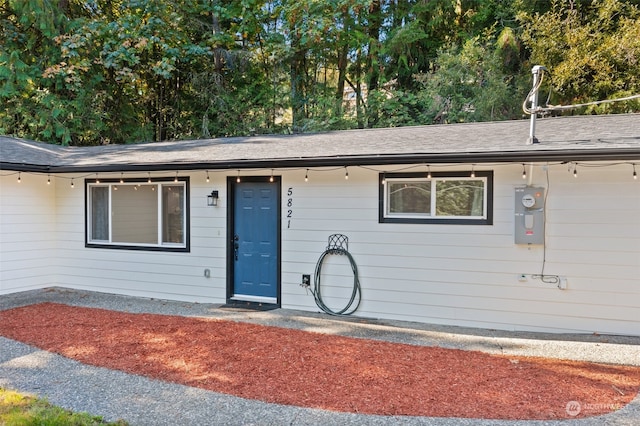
<box><xmin>0</xmin><ymin>388</ymin><xmax>128</xmax><ymax>425</ymax></box>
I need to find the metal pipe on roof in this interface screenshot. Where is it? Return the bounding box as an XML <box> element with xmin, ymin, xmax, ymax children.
<box><xmin>527</xmin><ymin>65</ymin><xmax>545</xmax><ymax>145</ymax></box>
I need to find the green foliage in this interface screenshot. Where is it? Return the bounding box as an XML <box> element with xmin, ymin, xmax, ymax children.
<box><xmin>367</xmin><ymin>88</ymin><xmax>434</xmax><ymax>128</ymax></box>
<box><xmin>1</xmin><ymin>0</ymin><xmax>637</xmax><ymax>145</ymax></box>
<box><xmin>421</xmin><ymin>35</ymin><xmax>526</xmax><ymax>123</ymax></box>
<box><xmin>0</xmin><ymin>387</ymin><xmax>128</xmax><ymax>425</ymax></box>
<box><xmin>519</xmin><ymin>0</ymin><xmax>640</xmax><ymax>113</ymax></box>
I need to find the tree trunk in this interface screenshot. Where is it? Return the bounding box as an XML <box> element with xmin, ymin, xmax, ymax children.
<box><xmin>290</xmin><ymin>32</ymin><xmax>307</xmax><ymax>133</ymax></box>
<box><xmin>366</xmin><ymin>0</ymin><xmax>382</xmax><ymax>127</ymax></box>
<box><xmin>334</xmin><ymin>8</ymin><xmax>350</xmax><ymax>120</ymax></box>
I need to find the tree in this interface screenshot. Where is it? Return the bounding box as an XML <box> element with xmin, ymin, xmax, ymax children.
<box><xmin>420</xmin><ymin>33</ymin><xmax>527</xmax><ymax>123</ymax></box>
<box><xmin>366</xmin><ymin>1</ymin><xmax>533</xmax><ymax>127</ymax></box>
<box><xmin>0</xmin><ymin>0</ymin><xmax>75</xmax><ymax>143</ymax></box>
<box><xmin>47</xmin><ymin>0</ymin><xmax>218</xmax><ymax>143</ymax></box>
<box><xmin>519</xmin><ymin>0</ymin><xmax>640</xmax><ymax>113</ymax></box>
<box><xmin>3</xmin><ymin>0</ymin><xmax>635</xmax><ymax>146</ymax></box>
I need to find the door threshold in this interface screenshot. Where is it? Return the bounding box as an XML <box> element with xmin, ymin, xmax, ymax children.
<box><xmin>230</xmin><ymin>295</ymin><xmax>278</xmax><ymax>304</ymax></box>
<box><xmin>221</xmin><ymin>301</ymin><xmax>279</xmax><ymax>311</ymax></box>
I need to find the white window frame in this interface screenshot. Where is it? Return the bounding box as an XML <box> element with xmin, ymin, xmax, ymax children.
<box><xmin>86</xmin><ymin>178</ymin><xmax>190</xmax><ymax>251</ymax></box>
<box><xmin>379</xmin><ymin>171</ymin><xmax>493</xmax><ymax>225</ymax></box>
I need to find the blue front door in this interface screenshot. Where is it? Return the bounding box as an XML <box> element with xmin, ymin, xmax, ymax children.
<box><xmin>230</xmin><ymin>178</ymin><xmax>280</xmax><ymax>303</ymax></box>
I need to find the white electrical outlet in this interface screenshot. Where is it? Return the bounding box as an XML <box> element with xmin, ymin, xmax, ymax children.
<box><xmin>558</xmin><ymin>276</ymin><xmax>568</xmax><ymax>290</ymax></box>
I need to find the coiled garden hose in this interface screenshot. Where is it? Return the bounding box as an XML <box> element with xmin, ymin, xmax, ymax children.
<box><xmin>310</xmin><ymin>248</ymin><xmax>361</xmax><ymax>316</ymax></box>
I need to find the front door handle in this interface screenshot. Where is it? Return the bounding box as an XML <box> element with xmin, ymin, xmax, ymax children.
<box><xmin>233</xmin><ymin>235</ymin><xmax>239</xmax><ymax>261</ymax></box>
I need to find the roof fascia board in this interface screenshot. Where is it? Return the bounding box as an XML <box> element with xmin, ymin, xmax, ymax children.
<box><xmin>0</xmin><ymin>163</ymin><xmax>53</xmax><ymax>173</ymax></box>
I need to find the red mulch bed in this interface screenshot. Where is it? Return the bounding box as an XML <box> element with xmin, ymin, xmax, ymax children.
<box><xmin>1</xmin><ymin>302</ymin><xmax>638</xmax><ymax>420</ymax></box>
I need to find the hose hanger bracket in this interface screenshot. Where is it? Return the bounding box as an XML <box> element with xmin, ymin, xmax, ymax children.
<box><xmin>327</xmin><ymin>234</ymin><xmax>348</xmax><ymax>253</ymax></box>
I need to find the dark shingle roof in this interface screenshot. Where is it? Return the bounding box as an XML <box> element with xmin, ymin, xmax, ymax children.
<box><xmin>1</xmin><ymin>114</ymin><xmax>639</xmax><ymax>172</ymax></box>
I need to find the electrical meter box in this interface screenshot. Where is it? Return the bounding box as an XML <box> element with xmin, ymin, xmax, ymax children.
<box><xmin>514</xmin><ymin>187</ymin><xmax>545</xmax><ymax>244</ymax></box>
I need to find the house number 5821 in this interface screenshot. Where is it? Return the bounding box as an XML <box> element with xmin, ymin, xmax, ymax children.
<box><xmin>286</xmin><ymin>187</ymin><xmax>293</xmax><ymax>228</ymax></box>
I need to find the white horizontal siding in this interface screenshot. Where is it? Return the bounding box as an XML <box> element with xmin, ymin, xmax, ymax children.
<box><xmin>0</xmin><ymin>174</ymin><xmax>57</xmax><ymax>294</ymax></box>
<box><xmin>50</xmin><ymin>174</ymin><xmax>228</xmax><ymax>303</ymax></box>
<box><xmin>2</xmin><ymin>162</ymin><xmax>638</xmax><ymax>336</ymax></box>
<box><xmin>279</xmin><ymin>163</ymin><xmax>640</xmax><ymax>335</ymax></box>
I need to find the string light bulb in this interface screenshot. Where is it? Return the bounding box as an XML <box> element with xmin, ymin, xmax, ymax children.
<box><xmin>304</xmin><ymin>169</ymin><xmax>309</xmax><ymax>182</ymax></box>
<box><xmin>427</xmin><ymin>165</ymin><xmax>432</xmax><ymax>179</ymax></box>
<box><xmin>381</xmin><ymin>173</ymin><xmax>386</xmax><ymax>185</ymax></box>
<box><xmin>206</xmin><ymin>170</ymin><xmax>210</xmax><ymax>183</ymax></box>
<box><xmin>17</xmin><ymin>172</ymin><xmax>21</xmax><ymax>183</ymax></box>
<box><xmin>573</xmin><ymin>164</ymin><xmax>578</xmax><ymax>178</ymax></box>
<box><xmin>120</xmin><ymin>173</ymin><xmax>124</xmax><ymax>184</ymax></box>
<box><xmin>344</xmin><ymin>166</ymin><xmax>349</xmax><ymax>180</ymax></box>
<box><xmin>236</xmin><ymin>170</ymin><xmax>241</xmax><ymax>183</ymax></box>
<box><xmin>96</xmin><ymin>173</ymin><xmax>100</xmax><ymax>184</ymax></box>
<box><xmin>174</xmin><ymin>171</ymin><xmax>178</xmax><ymax>183</ymax></box>
<box><xmin>70</xmin><ymin>178</ymin><xmax>75</xmax><ymax>188</ymax></box>
<box><xmin>470</xmin><ymin>165</ymin><xmax>475</xmax><ymax>178</ymax></box>
<box><xmin>269</xmin><ymin>169</ymin><xmax>274</xmax><ymax>183</ymax></box>
<box><xmin>633</xmin><ymin>164</ymin><xmax>637</xmax><ymax>180</ymax></box>
<box><xmin>522</xmin><ymin>164</ymin><xmax>527</xmax><ymax>180</ymax></box>
<box><xmin>47</xmin><ymin>174</ymin><xmax>51</xmax><ymax>185</ymax></box>
<box><xmin>147</xmin><ymin>172</ymin><xmax>151</xmax><ymax>183</ymax></box>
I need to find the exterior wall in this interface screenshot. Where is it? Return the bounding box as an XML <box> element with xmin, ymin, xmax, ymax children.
<box><xmin>1</xmin><ymin>163</ymin><xmax>638</xmax><ymax>336</ymax></box>
<box><xmin>279</xmin><ymin>163</ymin><xmax>640</xmax><ymax>336</ymax></box>
<box><xmin>0</xmin><ymin>173</ymin><xmax>57</xmax><ymax>294</ymax></box>
<box><xmin>54</xmin><ymin>172</ymin><xmax>227</xmax><ymax>302</ymax></box>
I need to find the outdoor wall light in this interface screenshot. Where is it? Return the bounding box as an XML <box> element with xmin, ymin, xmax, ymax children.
<box><xmin>207</xmin><ymin>190</ymin><xmax>219</xmax><ymax>207</ymax></box>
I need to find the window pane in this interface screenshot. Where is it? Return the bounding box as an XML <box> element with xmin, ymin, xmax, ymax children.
<box><xmin>388</xmin><ymin>181</ymin><xmax>431</xmax><ymax>214</ymax></box>
<box><xmin>112</xmin><ymin>185</ymin><xmax>158</xmax><ymax>244</ymax></box>
<box><xmin>435</xmin><ymin>180</ymin><xmax>485</xmax><ymax>217</ymax></box>
<box><xmin>90</xmin><ymin>186</ymin><xmax>109</xmax><ymax>240</ymax></box>
<box><xmin>162</xmin><ymin>185</ymin><xmax>184</xmax><ymax>244</ymax></box>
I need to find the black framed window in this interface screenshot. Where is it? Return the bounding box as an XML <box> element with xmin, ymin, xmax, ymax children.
<box><xmin>86</xmin><ymin>178</ymin><xmax>190</xmax><ymax>251</ymax></box>
<box><xmin>379</xmin><ymin>171</ymin><xmax>493</xmax><ymax>225</ymax></box>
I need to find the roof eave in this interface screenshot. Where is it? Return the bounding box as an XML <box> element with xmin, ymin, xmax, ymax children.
<box><xmin>0</xmin><ymin>162</ymin><xmax>53</xmax><ymax>173</ymax></box>
<box><xmin>2</xmin><ymin>148</ymin><xmax>639</xmax><ymax>173</ymax></box>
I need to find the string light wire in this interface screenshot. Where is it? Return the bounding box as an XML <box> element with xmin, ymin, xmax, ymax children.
<box><xmin>3</xmin><ymin>162</ymin><xmax>639</xmax><ymax>187</ymax></box>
